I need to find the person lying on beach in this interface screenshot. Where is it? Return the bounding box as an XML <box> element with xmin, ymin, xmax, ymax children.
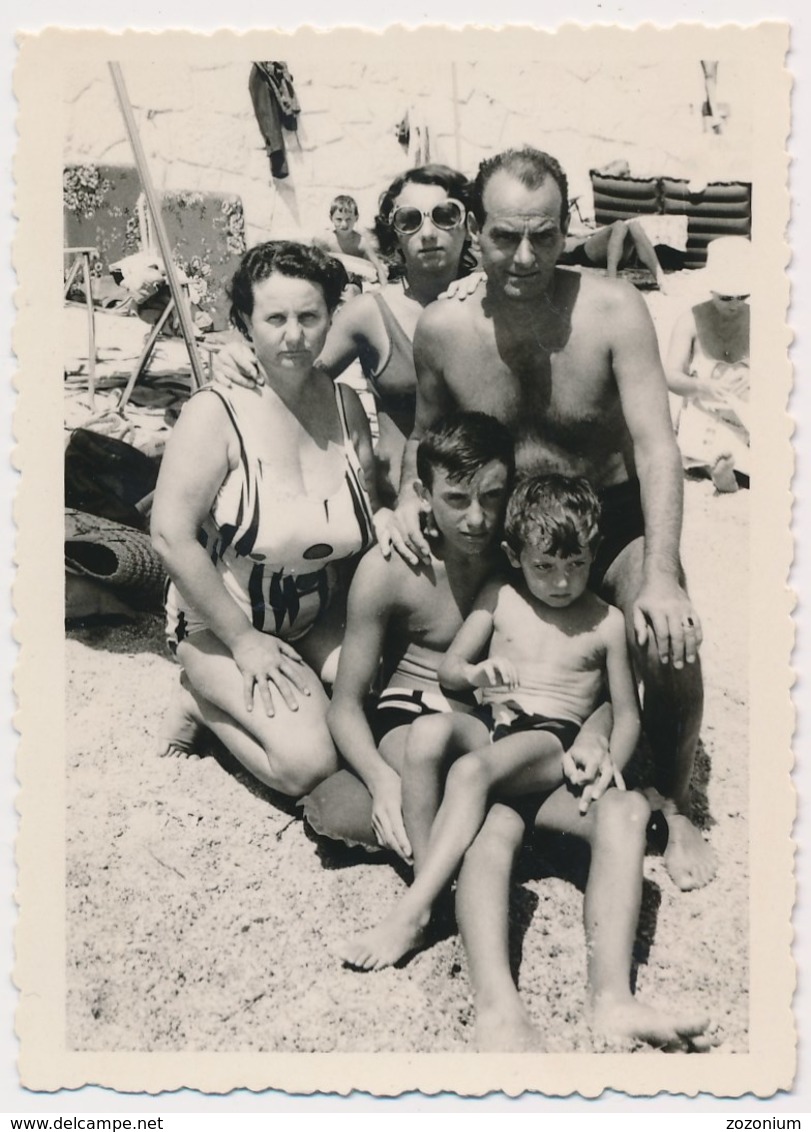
<box><xmin>312</xmin><ymin>193</ymin><xmax>388</xmax><ymax>289</ymax></box>
<box><xmin>559</xmin><ymin>218</ymin><xmax>670</xmax><ymax>293</ymax></box>
<box><xmin>152</xmin><ymin>242</ymin><xmax>378</xmax><ymax>798</ymax></box>
<box><xmin>336</xmin><ymin>471</ymin><xmax>641</xmax><ymax>973</ymax></box>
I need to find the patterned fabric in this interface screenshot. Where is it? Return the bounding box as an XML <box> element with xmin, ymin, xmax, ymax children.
<box><xmin>166</xmin><ymin>382</ymin><xmax>375</xmax><ymax>648</ymax></box>
<box><xmin>64</xmin><ymin>166</ymin><xmax>247</xmax><ymax>331</ymax></box>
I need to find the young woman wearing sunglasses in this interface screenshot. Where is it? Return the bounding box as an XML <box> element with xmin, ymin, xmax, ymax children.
<box><xmin>214</xmin><ymin>165</ymin><xmax>475</xmax><ymax>507</ymax></box>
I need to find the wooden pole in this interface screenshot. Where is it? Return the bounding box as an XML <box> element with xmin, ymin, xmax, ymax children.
<box><xmin>451</xmin><ymin>62</ymin><xmax>462</xmax><ymax>172</ymax></box>
<box><xmin>108</xmin><ymin>61</ymin><xmax>207</xmax><ymax>391</ymax></box>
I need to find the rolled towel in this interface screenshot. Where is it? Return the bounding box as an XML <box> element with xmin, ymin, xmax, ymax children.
<box><xmin>65</xmin><ymin>508</ymin><xmax>166</xmax><ymax>610</ymax></box>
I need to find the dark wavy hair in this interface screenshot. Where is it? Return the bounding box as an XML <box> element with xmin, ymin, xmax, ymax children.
<box><xmin>417</xmin><ymin>411</ymin><xmax>515</xmax><ymax>491</ymax></box>
<box><xmin>472</xmin><ymin>147</ymin><xmax>569</xmax><ymax>229</ymax></box>
<box><xmin>503</xmin><ymin>473</ymin><xmax>601</xmax><ymax>559</ymax></box>
<box><xmin>374</xmin><ymin>164</ymin><xmax>477</xmax><ymax>279</ymax></box>
<box><xmin>228</xmin><ymin>241</ymin><xmax>347</xmax><ymax>337</ymax></box>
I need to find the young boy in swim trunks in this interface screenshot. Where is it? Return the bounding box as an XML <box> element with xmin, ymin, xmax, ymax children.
<box><xmin>313</xmin><ymin>194</ymin><xmax>388</xmax><ymax>289</ymax></box>
<box><xmin>337</xmin><ymin>472</ymin><xmax>642</xmax><ymax>971</ymax></box>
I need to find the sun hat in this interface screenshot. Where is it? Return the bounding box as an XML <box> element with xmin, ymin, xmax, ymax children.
<box><xmin>703</xmin><ymin>236</ymin><xmax>753</xmax><ymax>295</ymax></box>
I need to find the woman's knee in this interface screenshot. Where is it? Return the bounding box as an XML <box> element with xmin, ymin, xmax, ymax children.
<box><xmin>262</xmin><ymin>725</ymin><xmax>338</xmax><ymax>797</ymax></box>
<box><xmin>273</xmin><ymin>748</ymin><xmax>338</xmax><ymax>798</ymax></box>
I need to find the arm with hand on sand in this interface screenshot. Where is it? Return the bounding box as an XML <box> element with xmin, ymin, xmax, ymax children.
<box><xmin>327</xmin><ymin>551</ymin><xmax>412</xmax><ymax>861</ymax></box>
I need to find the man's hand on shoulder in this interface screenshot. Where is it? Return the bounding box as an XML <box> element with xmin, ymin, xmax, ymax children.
<box><xmin>212</xmin><ymin>338</ymin><xmax>262</xmax><ymax>389</ymax></box>
<box><xmin>387</xmin><ymin>491</ymin><xmax>432</xmax><ymax>567</ymax></box>
<box><xmin>374</xmin><ymin>507</ymin><xmax>429</xmax><ymax>566</ymax></box>
<box><xmin>633</xmin><ymin>574</ymin><xmax>702</xmax><ymax>669</ymax></box>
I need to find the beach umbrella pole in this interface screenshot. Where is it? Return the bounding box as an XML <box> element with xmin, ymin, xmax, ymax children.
<box><xmin>108</xmin><ymin>61</ymin><xmax>207</xmax><ymax>392</ymax></box>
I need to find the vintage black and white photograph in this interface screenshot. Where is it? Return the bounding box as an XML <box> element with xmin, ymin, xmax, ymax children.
<box><xmin>13</xmin><ymin>23</ymin><xmax>793</xmax><ymax>1097</ymax></box>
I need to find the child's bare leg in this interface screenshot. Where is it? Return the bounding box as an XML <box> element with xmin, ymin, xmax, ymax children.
<box><xmin>535</xmin><ymin>785</ymin><xmax>710</xmax><ymax>1048</ymax></box>
<box><xmin>455</xmin><ymin>802</ymin><xmax>545</xmax><ymax>1051</ymax></box>
<box><xmin>336</xmin><ymin>730</ymin><xmax>564</xmax><ymax>971</ymax></box>
<box><xmin>401</xmin><ymin>713</ymin><xmax>486</xmax><ymax>872</ymax></box>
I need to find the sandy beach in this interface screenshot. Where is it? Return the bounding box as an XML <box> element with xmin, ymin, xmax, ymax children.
<box><xmin>65</xmin><ymin>475</ymin><xmax>749</xmax><ymax>1055</ymax></box>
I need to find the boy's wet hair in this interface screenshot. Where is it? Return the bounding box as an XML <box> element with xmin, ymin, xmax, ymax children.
<box><xmin>472</xmin><ymin>147</ymin><xmax>569</xmax><ymax>229</ymax></box>
<box><xmin>417</xmin><ymin>411</ymin><xmax>515</xmax><ymax>491</ymax></box>
<box><xmin>229</xmin><ymin>241</ymin><xmax>346</xmax><ymax>336</ymax></box>
<box><xmin>503</xmin><ymin>473</ymin><xmax>601</xmax><ymax>558</ymax></box>
<box><xmin>329</xmin><ymin>194</ymin><xmax>359</xmax><ymax>218</ymax></box>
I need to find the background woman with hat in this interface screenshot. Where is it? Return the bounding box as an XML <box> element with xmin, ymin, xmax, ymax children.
<box><xmin>665</xmin><ymin>235</ymin><xmax>752</xmax><ymax>492</ymax></box>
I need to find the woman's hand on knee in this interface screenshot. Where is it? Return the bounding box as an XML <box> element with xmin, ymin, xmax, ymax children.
<box><xmin>231</xmin><ymin>630</ymin><xmax>310</xmax><ymax>716</ymax></box>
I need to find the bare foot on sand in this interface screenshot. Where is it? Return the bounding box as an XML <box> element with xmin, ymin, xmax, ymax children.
<box><xmin>157</xmin><ymin>677</ymin><xmax>204</xmax><ymax>758</ymax></box>
<box><xmin>711</xmin><ymin>453</ymin><xmax>739</xmax><ymax>494</ymax></box>
<box><xmin>335</xmin><ymin>907</ymin><xmax>430</xmax><ymax>971</ymax></box>
<box><xmin>475</xmin><ymin>1006</ymin><xmax>545</xmax><ymax>1052</ymax></box>
<box><xmin>665</xmin><ymin>814</ymin><xmax>717</xmax><ymax>890</ymax></box>
<box><xmin>592</xmin><ymin>994</ymin><xmax>711</xmax><ymax>1051</ymax></box>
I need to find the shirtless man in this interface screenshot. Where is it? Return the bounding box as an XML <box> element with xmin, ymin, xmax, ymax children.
<box><xmin>387</xmin><ymin>146</ymin><xmax>713</xmax><ymax>892</ymax></box>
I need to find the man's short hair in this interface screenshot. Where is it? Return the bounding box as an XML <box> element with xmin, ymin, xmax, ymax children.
<box><xmin>417</xmin><ymin>411</ymin><xmax>515</xmax><ymax>491</ymax></box>
<box><xmin>503</xmin><ymin>473</ymin><xmax>601</xmax><ymax>558</ymax></box>
<box><xmin>329</xmin><ymin>194</ymin><xmax>359</xmax><ymax>217</ymax></box>
<box><xmin>472</xmin><ymin>147</ymin><xmax>569</xmax><ymax>229</ymax></box>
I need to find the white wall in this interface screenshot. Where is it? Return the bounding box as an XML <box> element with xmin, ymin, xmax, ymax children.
<box><xmin>63</xmin><ymin>53</ymin><xmax>753</xmax><ymax>247</ymax></box>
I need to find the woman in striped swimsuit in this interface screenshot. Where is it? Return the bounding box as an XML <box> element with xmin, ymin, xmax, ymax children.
<box><xmin>152</xmin><ymin>243</ymin><xmax>378</xmax><ymax>798</ymax></box>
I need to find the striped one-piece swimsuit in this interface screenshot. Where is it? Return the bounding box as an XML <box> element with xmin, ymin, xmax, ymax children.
<box><xmin>166</xmin><ymin>381</ymin><xmax>375</xmax><ymax>650</ymax></box>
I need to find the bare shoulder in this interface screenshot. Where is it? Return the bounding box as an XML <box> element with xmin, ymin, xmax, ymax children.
<box><xmin>476</xmin><ymin>573</ymin><xmax>513</xmax><ymax>612</ymax></box>
<box><xmin>418</xmin><ymin>291</ymin><xmax>478</xmax><ymax>335</ymax></box>
<box><xmin>595</xmin><ymin>598</ymin><xmax>627</xmax><ymax>642</ymax></box>
<box><xmin>334</xmin><ymin>290</ymin><xmax>381</xmax><ymax>331</ymax></box>
<box><xmin>352</xmin><ymin>544</ymin><xmax>428</xmax><ymax>605</ymax></box>
<box><xmin>414</xmin><ymin>295</ymin><xmax>480</xmax><ymax>368</ymax></box>
<box><xmin>173</xmin><ymin>386</ymin><xmax>237</xmax><ymax>439</ymax></box>
<box><xmin>572</xmin><ymin>268</ymin><xmax>647</xmax><ymax>316</ymax></box>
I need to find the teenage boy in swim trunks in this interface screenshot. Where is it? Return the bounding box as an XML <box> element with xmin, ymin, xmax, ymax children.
<box><xmin>337</xmin><ymin>473</ymin><xmax>642</xmax><ymax>969</ymax></box>
<box><xmin>320</xmin><ymin>411</ymin><xmax>517</xmax><ymax>859</ymax></box>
